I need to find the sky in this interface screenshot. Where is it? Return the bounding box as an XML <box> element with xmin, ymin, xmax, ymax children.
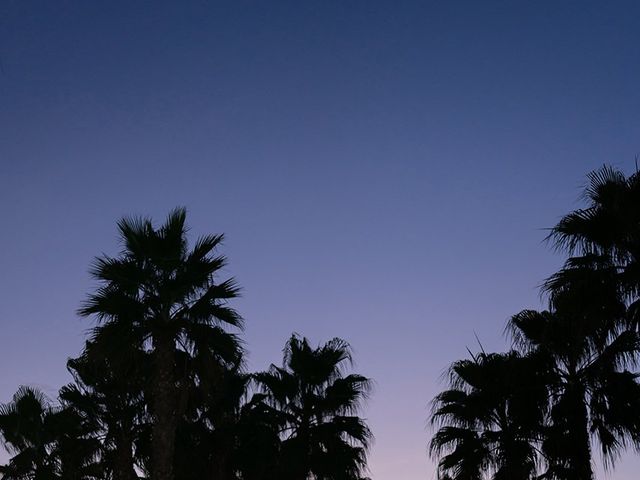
<box><xmin>1</xmin><ymin>1</ymin><xmax>640</xmax><ymax>478</ymax></box>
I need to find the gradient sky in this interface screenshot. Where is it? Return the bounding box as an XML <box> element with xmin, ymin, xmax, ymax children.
<box><xmin>1</xmin><ymin>1</ymin><xmax>640</xmax><ymax>478</ymax></box>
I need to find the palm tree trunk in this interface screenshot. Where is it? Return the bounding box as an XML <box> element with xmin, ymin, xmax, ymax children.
<box><xmin>152</xmin><ymin>332</ymin><xmax>177</xmax><ymax>480</ymax></box>
<box><xmin>567</xmin><ymin>389</ymin><xmax>593</xmax><ymax>480</ymax></box>
<box><xmin>211</xmin><ymin>451</ymin><xmax>230</xmax><ymax>480</ymax></box>
<box><xmin>113</xmin><ymin>432</ymin><xmax>137</xmax><ymax>480</ymax></box>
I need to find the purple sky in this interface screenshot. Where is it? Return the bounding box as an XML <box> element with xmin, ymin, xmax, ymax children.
<box><xmin>1</xmin><ymin>1</ymin><xmax>640</xmax><ymax>478</ymax></box>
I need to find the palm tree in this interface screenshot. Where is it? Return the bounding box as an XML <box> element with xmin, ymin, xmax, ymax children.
<box><xmin>549</xmin><ymin>165</ymin><xmax>640</xmax><ymax>325</ymax></box>
<box><xmin>0</xmin><ymin>386</ymin><xmax>59</xmax><ymax>480</ymax></box>
<box><xmin>430</xmin><ymin>351</ymin><xmax>546</xmax><ymax>480</ymax></box>
<box><xmin>79</xmin><ymin>208</ymin><xmax>243</xmax><ymax>480</ymax></box>
<box><xmin>550</xmin><ymin>165</ymin><xmax>640</xmax><ymax>257</ymax></box>
<box><xmin>172</xmin><ymin>358</ymin><xmax>251</xmax><ymax>480</ymax></box>
<box><xmin>231</xmin><ymin>388</ymin><xmax>282</xmax><ymax>480</ymax></box>
<box><xmin>509</xmin><ymin>273</ymin><xmax>640</xmax><ymax>480</ymax></box>
<box><xmin>63</xmin><ymin>322</ymin><xmax>150</xmax><ymax>480</ymax></box>
<box><xmin>254</xmin><ymin>335</ymin><xmax>373</xmax><ymax>480</ymax></box>
<box><xmin>0</xmin><ymin>386</ymin><xmax>99</xmax><ymax>480</ymax></box>
<box><xmin>46</xmin><ymin>403</ymin><xmax>101</xmax><ymax>480</ymax></box>
<box><xmin>525</xmin><ymin>164</ymin><xmax>640</xmax><ymax>479</ymax></box>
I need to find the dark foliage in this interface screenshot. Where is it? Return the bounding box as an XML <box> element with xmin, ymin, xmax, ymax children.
<box><xmin>0</xmin><ymin>209</ymin><xmax>374</xmax><ymax>480</ymax></box>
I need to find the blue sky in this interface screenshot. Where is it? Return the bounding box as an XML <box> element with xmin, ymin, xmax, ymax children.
<box><xmin>1</xmin><ymin>1</ymin><xmax>640</xmax><ymax>478</ymax></box>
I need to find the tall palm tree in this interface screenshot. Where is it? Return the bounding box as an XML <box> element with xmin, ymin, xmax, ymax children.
<box><xmin>509</xmin><ymin>272</ymin><xmax>640</xmax><ymax>480</ymax></box>
<box><xmin>254</xmin><ymin>335</ymin><xmax>373</xmax><ymax>480</ymax></box>
<box><xmin>430</xmin><ymin>351</ymin><xmax>546</xmax><ymax>480</ymax></box>
<box><xmin>532</xmin><ymin>164</ymin><xmax>640</xmax><ymax>478</ymax></box>
<box><xmin>79</xmin><ymin>208</ymin><xmax>243</xmax><ymax>480</ymax></box>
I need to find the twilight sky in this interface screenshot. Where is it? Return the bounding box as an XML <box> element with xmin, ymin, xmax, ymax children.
<box><xmin>1</xmin><ymin>1</ymin><xmax>640</xmax><ymax>478</ymax></box>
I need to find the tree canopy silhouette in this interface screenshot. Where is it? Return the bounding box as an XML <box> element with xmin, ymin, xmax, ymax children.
<box><xmin>0</xmin><ymin>208</ymin><xmax>374</xmax><ymax>480</ymax></box>
<box><xmin>430</xmin><ymin>165</ymin><xmax>640</xmax><ymax>480</ymax></box>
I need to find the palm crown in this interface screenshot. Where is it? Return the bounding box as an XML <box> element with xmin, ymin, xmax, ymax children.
<box><xmin>430</xmin><ymin>351</ymin><xmax>546</xmax><ymax>480</ymax></box>
<box><xmin>255</xmin><ymin>335</ymin><xmax>373</xmax><ymax>480</ymax></box>
<box><xmin>78</xmin><ymin>207</ymin><xmax>242</xmax><ymax>480</ymax></box>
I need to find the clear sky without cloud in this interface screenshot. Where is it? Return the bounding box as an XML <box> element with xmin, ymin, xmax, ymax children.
<box><xmin>1</xmin><ymin>1</ymin><xmax>640</xmax><ymax>478</ymax></box>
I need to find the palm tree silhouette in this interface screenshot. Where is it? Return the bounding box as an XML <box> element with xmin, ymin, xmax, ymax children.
<box><xmin>63</xmin><ymin>325</ymin><xmax>149</xmax><ymax>480</ymax></box>
<box><xmin>0</xmin><ymin>386</ymin><xmax>60</xmax><ymax>479</ymax></box>
<box><xmin>430</xmin><ymin>351</ymin><xmax>546</xmax><ymax>480</ymax></box>
<box><xmin>549</xmin><ymin>165</ymin><xmax>640</xmax><ymax>326</ymax></box>
<box><xmin>0</xmin><ymin>386</ymin><xmax>99</xmax><ymax>479</ymax></box>
<box><xmin>172</xmin><ymin>359</ymin><xmax>251</xmax><ymax>480</ymax></box>
<box><xmin>254</xmin><ymin>335</ymin><xmax>373</xmax><ymax>480</ymax></box>
<box><xmin>78</xmin><ymin>208</ymin><xmax>242</xmax><ymax>480</ymax></box>
<box><xmin>508</xmin><ymin>273</ymin><xmax>640</xmax><ymax>480</ymax></box>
